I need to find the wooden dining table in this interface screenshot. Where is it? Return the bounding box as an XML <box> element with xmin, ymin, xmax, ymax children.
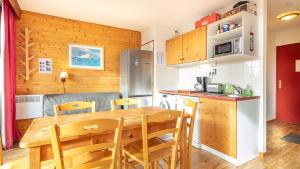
<box><xmin>20</xmin><ymin>107</ymin><xmax>188</xmax><ymax>169</ymax></box>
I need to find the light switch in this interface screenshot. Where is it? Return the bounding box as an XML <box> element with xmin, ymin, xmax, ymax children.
<box><xmin>296</xmin><ymin>60</ymin><xmax>300</xmax><ymax>72</ymax></box>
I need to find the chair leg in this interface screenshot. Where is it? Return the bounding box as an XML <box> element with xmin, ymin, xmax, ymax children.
<box><xmin>167</xmin><ymin>157</ymin><xmax>171</xmax><ymax>169</ymax></box>
<box><xmin>124</xmin><ymin>153</ymin><xmax>128</xmax><ymax>169</ymax></box>
<box><xmin>188</xmin><ymin>144</ymin><xmax>192</xmax><ymax>169</ymax></box>
<box><xmin>154</xmin><ymin>161</ymin><xmax>158</xmax><ymax>169</ymax></box>
<box><xmin>119</xmin><ymin>148</ymin><xmax>123</xmax><ymax>169</ymax></box>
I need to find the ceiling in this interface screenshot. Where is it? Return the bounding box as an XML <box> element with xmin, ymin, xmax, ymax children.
<box><xmin>268</xmin><ymin>0</ymin><xmax>300</xmax><ymax>30</ymax></box>
<box><xmin>17</xmin><ymin>0</ymin><xmax>237</xmax><ymax>31</ymax></box>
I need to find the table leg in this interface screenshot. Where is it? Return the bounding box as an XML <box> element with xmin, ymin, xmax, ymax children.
<box><xmin>180</xmin><ymin>119</ymin><xmax>187</xmax><ymax>169</ymax></box>
<box><xmin>119</xmin><ymin>145</ymin><xmax>123</xmax><ymax>169</ymax></box>
<box><xmin>29</xmin><ymin>147</ymin><xmax>41</xmax><ymax>169</ymax></box>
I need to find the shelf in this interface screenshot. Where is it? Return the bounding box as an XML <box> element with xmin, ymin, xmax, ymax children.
<box><xmin>165</xmin><ymin>54</ymin><xmax>257</xmax><ymax>68</ymax></box>
<box><xmin>208</xmin><ymin>11</ymin><xmax>244</xmax><ymax>28</ymax></box>
<box><xmin>210</xmin><ymin>27</ymin><xmax>243</xmax><ymax>41</ymax></box>
<box><xmin>166</xmin><ymin>59</ymin><xmax>210</xmax><ymax>67</ymax></box>
<box><xmin>207</xmin><ymin>11</ymin><xmax>258</xmax><ymax>60</ymax></box>
<box><xmin>208</xmin><ymin>54</ymin><xmax>257</xmax><ymax>62</ymax></box>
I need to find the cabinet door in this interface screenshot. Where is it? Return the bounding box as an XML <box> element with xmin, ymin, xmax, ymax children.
<box><xmin>182</xmin><ymin>26</ymin><xmax>207</xmax><ymax>63</ymax></box>
<box><xmin>200</xmin><ymin>98</ymin><xmax>237</xmax><ymax>158</ymax></box>
<box><xmin>166</xmin><ymin>36</ymin><xmax>183</xmax><ymax>65</ymax></box>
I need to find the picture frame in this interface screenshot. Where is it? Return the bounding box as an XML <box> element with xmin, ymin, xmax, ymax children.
<box><xmin>69</xmin><ymin>44</ymin><xmax>104</xmax><ymax>70</ymax></box>
<box><xmin>39</xmin><ymin>58</ymin><xmax>52</xmax><ymax>74</ymax></box>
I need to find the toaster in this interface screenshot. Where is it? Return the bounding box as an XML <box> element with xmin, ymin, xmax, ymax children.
<box><xmin>206</xmin><ymin>83</ymin><xmax>224</xmax><ymax>93</ymax></box>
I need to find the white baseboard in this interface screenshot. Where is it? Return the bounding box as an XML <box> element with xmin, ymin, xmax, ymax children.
<box><xmin>192</xmin><ymin>142</ymin><xmax>201</xmax><ymax>149</ymax></box>
<box><xmin>200</xmin><ymin>144</ymin><xmax>238</xmax><ymax>166</ymax></box>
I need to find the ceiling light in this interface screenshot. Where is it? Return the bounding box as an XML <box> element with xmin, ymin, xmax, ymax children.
<box><xmin>277</xmin><ymin>11</ymin><xmax>300</xmax><ymax>21</ymax></box>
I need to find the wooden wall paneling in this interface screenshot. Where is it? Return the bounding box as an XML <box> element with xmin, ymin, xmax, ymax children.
<box><xmin>15</xmin><ymin>11</ymin><xmax>141</xmax><ymax>95</ymax></box>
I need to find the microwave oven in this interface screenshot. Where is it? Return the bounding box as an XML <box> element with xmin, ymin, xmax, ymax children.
<box><xmin>213</xmin><ymin>37</ymin><xmax>242</xmax><ymax>57</ymax></box>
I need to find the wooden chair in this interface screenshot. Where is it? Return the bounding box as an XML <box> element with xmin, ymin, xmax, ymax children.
<box><xmin>110</xmin><ymin>98</ymin><xmax>140</xmax><ymax>111</ymax></box>
<box><xmin>0</xmin><ymin>135</ymin><xmax>54</xmax><ymax>169</ymax></box>
<box><xmin>123</xmin><ymin>110</ymin><xmax>184</xmax><ymax>169</ymax></box>
<box><xmin>176</xmin><ymin>99</ymin><xmax>198</xmax><ymax>169</ymax></box>
<box><xmin>49</xmin><ymin>118</ymin><xmax>124</xmax><ymax>169</ymax></box>
<box><xmin>54</xmin><ymin>101</ymin><xmax>96</xmax><ymax>117</ymax></box>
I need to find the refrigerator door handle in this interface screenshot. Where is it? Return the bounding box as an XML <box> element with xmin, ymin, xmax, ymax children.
<box><xmin>128</xmin><ymin>94</ymin><xmax>153</xmax><ymax>98</ymax></box>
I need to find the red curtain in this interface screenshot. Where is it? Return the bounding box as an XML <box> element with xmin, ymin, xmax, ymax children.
<box><xmin>3</xmin><ymin>0</ymin><xmax>20</xmax><ymax>149</ymax></box>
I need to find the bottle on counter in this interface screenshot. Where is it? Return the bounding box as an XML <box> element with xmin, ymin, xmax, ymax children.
<box><xmin>250</xmin><ymin>26</ymin><xmax>254</xmax><ymax>52</ymax></box>
<box><xmin>217</xmin><ymin>24</ymin><xmax>221</xmax><ymax>34</ymax></box>
<box><xmin>243</xmin><ymin>85</ymin><xmax>253</xmax><ymax>96</ymax></box>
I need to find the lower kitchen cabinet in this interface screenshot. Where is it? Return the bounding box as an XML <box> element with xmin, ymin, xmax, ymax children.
<box><xmin>200</xmin><ymin>97</ymin><xmax>260</xmax><ymax>165</ymax></box>
<box><xmin>200</xmin><ymin>98</ymin><xmax>237</xmax><ymax>158</ymax></box>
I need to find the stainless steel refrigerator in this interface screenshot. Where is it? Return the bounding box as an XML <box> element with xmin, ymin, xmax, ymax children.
<box><xmin>120</xmin><ymin>49</ymin><xmax>153</xmax><ymax>107</ymax></box>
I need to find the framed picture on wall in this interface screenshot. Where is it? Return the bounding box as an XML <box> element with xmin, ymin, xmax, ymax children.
<box><xmin>39</xmin><ymin>58</ymin><xmax>52</xmax><ymax>73</ymax></box>
<box><xmin>69</xmin><ymin>44</ymin><xmax>104</xmax><ymax>70</ymax></box>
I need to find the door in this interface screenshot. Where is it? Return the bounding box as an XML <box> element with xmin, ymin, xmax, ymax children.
<box><xmin>182</xmin><ymin>26</ymin><xmax>207</xmax><ymax>63</ymax></box>
<box><xmin>276</xmin><ymin>43</ymin><xmax>300</xmax><ymax>124</ymax></box>
<box><xmin>128</xmin><ymin>49</ymin><xmax>153</xmax><ymax>97</ymax></box>
<box><xmin>166</xmin><ymin>36</ymin><xmax>183</xmax><ymax>65</ymax></box>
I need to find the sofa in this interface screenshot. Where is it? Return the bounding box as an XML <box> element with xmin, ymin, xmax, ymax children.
<box><xmin>43</xmin><ymin>92</ymin><xmax>121</xmax><ymax>116</ymax></box>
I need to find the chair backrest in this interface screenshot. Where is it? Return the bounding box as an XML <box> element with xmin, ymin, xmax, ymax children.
<box><xmin>110</xmin><ymin>98</ymin><xmax>140</xmax><ymax>111</ymax></box>
<box><xmin>54</xmin><ymin>101</ymin><xmax>96</xmax><ymax>117</ymax></box>
<box><xmin>175</xmin><ymin>99</ymin><xmax>198</xmax><ymax>141</ymax></box>
<box><xmin>182</xmin><ymin>99</ymin><xmax>198</xmax><ymax>144</ymax></box>
<box><xmin>49</xmin><ymin>118</ymin><xmax>124</xmax><ymax>169</ymax></box>
<box><xmin>141</xmin><ymin>110</ymin><xmax>184</xmax><ymax>169</ymax></box>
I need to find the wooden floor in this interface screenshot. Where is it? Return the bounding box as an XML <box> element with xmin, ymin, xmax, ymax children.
<box><xmin>3</xmin><ymin>120</ymin><xmax>300</xmax><ymax>168</ymax></box>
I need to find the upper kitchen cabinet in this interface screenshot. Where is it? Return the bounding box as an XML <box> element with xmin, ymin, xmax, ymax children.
<box><xmin>166</xmin><ymin>36</ymin><xmax>183</xmax><ymax>65</ymax></box>
<box><xmin>182</xmin><ymin>26</ymin><xmax>207</xmax><ymax>63</ymax></box>
<box><xmin>166</xmin><ymin>26</ymin><xmax>207</xmax><ymax>65</ymax></box>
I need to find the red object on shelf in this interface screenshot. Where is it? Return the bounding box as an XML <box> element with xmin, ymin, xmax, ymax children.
<box><xmin>195</xmin><ymin>13</ymin><xmax>221</xmax><ymax>28</ymax></box>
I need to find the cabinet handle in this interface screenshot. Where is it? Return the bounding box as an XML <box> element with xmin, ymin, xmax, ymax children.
<box><xmin>279</xmin><ymin>80</ymin><xmax>282</xmax><ymax>89</ymax></box>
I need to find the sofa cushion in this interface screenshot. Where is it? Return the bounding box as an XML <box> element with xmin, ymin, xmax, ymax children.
<box><xmin>43</xmin><ymin>92</ymin><xmax>120</xmax><ymax>116</ymax></box>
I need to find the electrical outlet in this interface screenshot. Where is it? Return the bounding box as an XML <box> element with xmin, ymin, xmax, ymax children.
<box><xmin>212</xmin><ymin>68</ymin><xmax>217</xmax><ymax>75</ymax></box>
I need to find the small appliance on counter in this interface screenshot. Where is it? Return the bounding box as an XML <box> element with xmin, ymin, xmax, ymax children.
<box><xmin>224</xmin><ymin>84</ymin><xmax>234</xmax><ymax>94</ymax></box>
<box><xmin>206</xmin><ymin>83</ymin><xmax>224</xmax><ymax>93</ymax></box>
<box><xmin>194</xmin><ymin>77</ymin><xmax>209</xmax><ymax>92</ymax></box>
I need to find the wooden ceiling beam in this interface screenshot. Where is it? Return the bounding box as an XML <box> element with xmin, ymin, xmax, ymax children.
<box><xmin>9</xmin><ymin>0</ymin><xmax>21</xmax><ymax>19</ymax></box>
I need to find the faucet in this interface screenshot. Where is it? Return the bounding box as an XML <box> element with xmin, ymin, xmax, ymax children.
<box><xmin>233</xmin><ymin>86</ymin><xmax>243</xmax><ymax>95</ymax></box>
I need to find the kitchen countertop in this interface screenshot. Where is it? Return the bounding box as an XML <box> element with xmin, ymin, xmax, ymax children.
<box><xmin>160</xmin><ymin>90</ymin><xmax>260</xmax><ymax>101</ymax></box>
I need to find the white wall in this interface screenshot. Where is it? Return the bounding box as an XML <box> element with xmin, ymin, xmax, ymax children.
<box><xmin>266</xmin><ymin>30</ymin><xmax>276</xmax><ymax>121</ymax></box>
<box><xmin>178</xmin><ymin>60</ymin><xmax>262</xmax><ymax>94</ymax></box>
<box><xmin>275</xmin><ymin>27</ymin><xmax>300</xmax><ymax>46</ymax></box>
<box><xmin>266</xmin><ymin>27</ymin><xmax>300</xmax><ymax>121</ymax></box>
<box><xmin>141</xmin><ymin>27</ymin><xmax>179</xmax><ymax>106</ymax></box>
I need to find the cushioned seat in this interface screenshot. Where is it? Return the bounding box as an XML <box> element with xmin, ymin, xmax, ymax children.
<box><xmin>43</xmin><ymin>92</ymin><xmax>121</xmax><ymax>116</ymax></box>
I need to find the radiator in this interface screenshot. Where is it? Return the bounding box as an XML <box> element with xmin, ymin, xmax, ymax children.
<box><xmin>16</xmin><ymin>95</ymin><xmax>43</xmax><ymax>120</ymax></box>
